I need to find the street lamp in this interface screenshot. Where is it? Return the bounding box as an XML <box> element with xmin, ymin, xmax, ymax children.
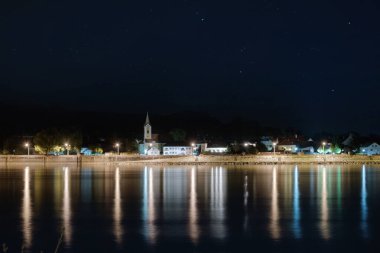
<box><xmin>25</xmin><ymin>143</ymin><xmax>30</xmax><ymax>156</ymax></box>
<box><xmin>273</xmin><ymin>142</ymin><xmax>277</xmax><ymax>155</ymax></box>
<box><xmin>64</xmin><ymin>143</ymin><xmax>70</xmax><ymax>155</ymax></box>
<box><xmin>115</xmin><ymin>143</ymin><xmax>120</xmax><ymax>155</ymax></box>
<box><xmin>322</xmin><ymin>142</ymin><xmax>326</xmax><ymax>154</ymax></box>
<box><xmin>191</xmin><ymin>143</ymin><xmax>196</xmax><ymax>155</ymax></box>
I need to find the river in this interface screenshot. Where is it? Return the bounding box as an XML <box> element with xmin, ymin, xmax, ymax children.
<box><xmin>0</xmin><ymin>164</ymin><xmax>378</xmax><ymax>252</ymax></box>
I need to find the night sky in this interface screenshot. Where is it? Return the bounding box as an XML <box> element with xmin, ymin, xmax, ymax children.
<box><xmin>1</xmin><ymin>0</ymin><xmax>380</xmax><ymax>134</ymax></box>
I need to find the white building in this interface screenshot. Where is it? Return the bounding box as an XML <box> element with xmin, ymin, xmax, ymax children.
<box><xmin>278</xmin><ymin>144</ymin><xmax>298</xmax><ymax>153</ymax></box>
<box><xmin>299</xmin><ymin>146</ymin><xmax>315</xmax><ymax>154</ymax></box>
<box><xmin>146</xmin><ymin>146</ymin><xmax>160</xmax><ymax>156</ymax></box>
<box><xmin>204</xmin><ymin>147</ymin><xmax>228</xmax><ymax>153</ymax></box>
<box><xmin>138</xmin><ymin>113</ymin><xmax>164</xmax><ymax>155</ymax></box>
<box><xmin>260</xmin><ymin>137</ymin><xmax>274</xmax><ymax>151</ymax></box>
<box><xmin>163</xmin><ymin>146</ymin><xmax>192</xmax><ymax>156</ymax></box>
<box><xmin>360</xmin><ymin>143</ymin><xmax>380</xmax><ymax>156</ymax></box>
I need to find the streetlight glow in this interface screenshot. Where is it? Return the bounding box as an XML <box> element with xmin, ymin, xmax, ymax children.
<box><xmin>273</xmin><ymin>142</ymin><xmax>277</xmax><ymax>155</ymax></box>
<box><xmin>322</xmin><ymin>142</ymin><xmax>326</xmax><ymax>154</ymax></box>
<box><xmin>115</xmin><ymin>143</ymin><xmax>120</xmax><ymax>155</ymax></box>
<box><xmin>64</xmin><ymin>143</ymin><xmax>70</xmax><ymax>155</ymax></box>
<box><xmin>25</xmin><ymin>143</ymin><xmax>30</xmax><ymax>156</ymax></box>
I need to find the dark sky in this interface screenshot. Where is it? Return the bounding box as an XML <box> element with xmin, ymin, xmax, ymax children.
<box><xmin>1</xmin><ymin>0</ymin><xmax>380</xmax><ymax>134</ymax></box>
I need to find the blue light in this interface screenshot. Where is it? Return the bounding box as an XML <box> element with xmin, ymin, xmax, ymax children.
<box><xmin>293</xmin><ymin>165</ymin><xmax>301</xmax><ymax>238</ymax></box>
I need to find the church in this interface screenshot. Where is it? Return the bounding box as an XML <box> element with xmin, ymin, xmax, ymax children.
<box><xmin>138</xmin><ymin>113</ymin><xmax>163</xmax><ymax>155</ymax></box>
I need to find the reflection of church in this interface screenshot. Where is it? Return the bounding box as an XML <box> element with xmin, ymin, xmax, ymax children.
<box><xmin>138</xmin><ymin>113</ymin><xmax>163</xmax><ymax>155</ymax></box>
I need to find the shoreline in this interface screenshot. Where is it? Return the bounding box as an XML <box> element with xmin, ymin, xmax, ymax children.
<box><xmin>1</xmin><ymin>154</ymin><xmax>380</xmax><ymax>165</ymax></box>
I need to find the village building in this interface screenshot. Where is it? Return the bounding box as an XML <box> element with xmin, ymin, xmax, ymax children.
<box><xmin>260</xmin><ymin>136</ymin><xmax>274</xmax><ymax>151</ymax></box>
<box><xmin>360</xmin><ymin>143</ymin><xmax>380</xmax><ymax>156</ymax></box>
<box><xmin>204</xmin><ymin>143</ymin><xmax>228</xmax><ymax>153</ymax></box>
<box><xmin>163</xmin><ymin>145</ymin><xmax>193</xmax><ymax>156</ymax></box>
<box><xmin>277</xmin><ymin>140</ymin><xmax>299</xmax><ymax>153</ymax></box>
<box><xmin>138</xmin><ymin>113</ymin><xmax>164</xmax><ymax>155</ymax></box>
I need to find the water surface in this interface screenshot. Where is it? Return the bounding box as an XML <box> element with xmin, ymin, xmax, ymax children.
<box><xmin>0</xmin><ymin>164</ymin><xmax>379</xmax><ymax>252</ymax></box>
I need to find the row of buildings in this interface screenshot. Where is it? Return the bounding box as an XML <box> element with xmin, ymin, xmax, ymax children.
<box><xmin>138</xmin><ymin>113</ymin><xmax>227</xmax><ymax>156</ymax></box>
<box><xmin>137</xmin><ymin>113</ymin><xmax>380</xmax><ymax>156</ymax></box>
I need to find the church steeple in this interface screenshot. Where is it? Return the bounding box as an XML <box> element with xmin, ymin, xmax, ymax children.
<box><xmin>144</xmin><ymin>112</ymin><xmax>152</xmax><ymax>142</ymax></box>
<box><xmin>145</xmin><ymin>112</ymin><xmax>150</xmax><ymax>126</ymax></box>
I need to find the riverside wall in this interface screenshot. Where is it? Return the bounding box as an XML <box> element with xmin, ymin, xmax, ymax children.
<box><xmin>1</xmin><ymin>154</ymin><xmax>380</xmax><ymax>165</ymax></box>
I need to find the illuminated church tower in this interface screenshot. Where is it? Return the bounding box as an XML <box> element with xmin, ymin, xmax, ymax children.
<box><xmin>144</xmin><ymin>112</ymin><xmax>152</xmax><ymax>142</ymax></box>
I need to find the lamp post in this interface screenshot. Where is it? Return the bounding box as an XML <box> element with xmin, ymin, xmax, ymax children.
<box><xmin>115</xmin><ymin>143</ymin><xmax>120</xmax><ymax>155</ymax></box>
<box><xmin>64</xmin><ymin>143</ymin><xmax>70</xmax><ymax>155</ymax></box>
<box><xmin>25</xmin><ymin>143</ymin><xmax>30</xmax><ymax>156</ymax></box>
<box><xmin>273</xmin><ymin>142</ymin><xmax>277</xmax><ymax>155</ymax></box>
<box><xmin>191</xmin><ymin>143</ymin><xmax>195</xmax><ymax>156</ymax></box>
<box><xmin>322</xmin><ymin>142</ymin><xmax>326</xmax><ymax>154</ymax></box>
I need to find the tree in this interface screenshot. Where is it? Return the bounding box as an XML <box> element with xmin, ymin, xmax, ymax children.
<box><xmin>169</xmin><ymin>128</ymin><xmax>187</xmax><ymax>142</ymax></box>
<box><xmin>331</xmin><ymin>143</ymin><xmax>342</xmax><ymax>154</ymax></box>
<box><xmin>61</xmin><ymin>128</ymin><xmax>83</xmax><ymax>154</ymax></box>
<box><xmin>227</xmin><ymin>141</ymin><xmax>243</xmax><ymax>154</ymax></box>
<box><xmin>33</xmin><ymin>128</ymin><xmax>83</xmax><ymax>155</ymax></box>
<box><xmin>89</xmin><ymin>145</ymin><xmax>103</xmax><ymax>154</ymax></box>
<box><xmin>246</xmin><ymin>145</ymin><xmax>258</xmax><ymax>154</ymax></box>
<box><xmin>2</xmin><ymin>136</ymin><xmax>26</xmax><ymax>155</ymax></box>
<box><xmin>125</xmin><ymin>138</ymin><xmax>139</xmax><ymax>153</ymax></box>
<box><xmin>256</xmin><ymin>142</ymin><xmax>268</xmax><ymax>152</ymax></box>
<box><xmin>33</xmin><ymin>128</ymin><xmax>61</xmax><ymax>155</ymax></box>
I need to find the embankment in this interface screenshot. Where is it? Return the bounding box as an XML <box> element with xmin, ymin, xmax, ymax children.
<box><xmin>1</xmin><ymin>154</ymin><xmax>380</xmax><ymax>165</ymax></box>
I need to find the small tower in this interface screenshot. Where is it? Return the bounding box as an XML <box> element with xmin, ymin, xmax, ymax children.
<box><xmin>144</xmin><ymin>112</ymin><xmax>152</xmax><ymax>142</ymax></box>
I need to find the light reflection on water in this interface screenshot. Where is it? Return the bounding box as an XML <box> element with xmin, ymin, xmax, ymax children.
<box><xmin>210</xmin><ymin>167</ymin><xmax>227</xmax><ymax>239</ymax></box>
<box><xmin>21</xmin><ymin>166</ymin><xmax>32</xmax><ymax>249</ymax></box>
<box><xmin>361</xmin><ymin>165</ymin><xmax>368</xmax><ymax>238</ymax></box>
<box><xmin>63</xmin><ymin>166</ymin><xmax>72</xmax><ymax>246</ymax></box>
<box><xmin>113</xmin><ymin>167</ymin><xmax>123</xmax><ymax>245</ymax></box>
<box><xmin>189</xmin><ymin>166</ymin><xmax>199</xmax><ymax>243</ymax></box>
<box><xmin>269</xmin><ymin>166</ymin><xmax>280</xmax><ymax>240</ymax></box>
<box><xmin>293</xmin><ymin>165</ymin><xmax>301</xmax><ymax>239</ymax></box>
<box><xmin>1</xmin><ymin>164</ymin><xmax>379</xmax><ymax>252</ymax></box>
<box><xmin>320</xmin><ymin>166</ymin><xmax>330</xmax><ymax>240</ymax></box>
<box><xmin>142</xmin><ymin>167</ymin><xmax>158</xmax><ymax>243</ymax></box>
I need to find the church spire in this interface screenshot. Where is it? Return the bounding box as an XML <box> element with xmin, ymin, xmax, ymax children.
<box><xmin>144</xmin><ymin>112</ymin><xmax>152</xmax><ymax>142</ymax></box>
<box><xmin>145</xmin><ymin>112</ymin><xmax>150</xmax><ymax>126</ymax></box>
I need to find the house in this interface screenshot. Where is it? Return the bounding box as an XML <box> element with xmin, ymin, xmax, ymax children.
<box><xmin>360</xmin><ymin>143</ymin><xmax>380</xmax><ymax>156</ymax></box>
<box><xmin>204</xmin><ymin>143</ymin><xmax>228</xmax><ymax>153</ymax></box>
<box><xmin>277</xmin><ymin>140</ymin><xmax>298</xmax><ymax>153</ymax></box>
<box><xmin>298</xmin><ymin>138</ymin><xmax>316</xmax><ymax>154</ymax></box>
<box><xmin>299</xmin><ymin>146</ymin><xmax>314</xmax><ymax>154</ymax></box>
<box><xmin>277</xmin><ymin>135</ymin><xmax>305</xmax><ymax>154</ymax></box>
<box><xmin>260</xmin><ymin>136</ymin><xmax>274</xmax><ymax>151</ymax></box>
<box><xmin>163</xmin><ymin>146</ymin><xmax>193</xmax><ymax>156</ymax></box>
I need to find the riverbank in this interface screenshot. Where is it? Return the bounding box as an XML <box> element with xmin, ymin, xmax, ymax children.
<box><xmin>1</xmin><ymin>154</ymin><xmax>380</xmax><ymax>165</ymax></box>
